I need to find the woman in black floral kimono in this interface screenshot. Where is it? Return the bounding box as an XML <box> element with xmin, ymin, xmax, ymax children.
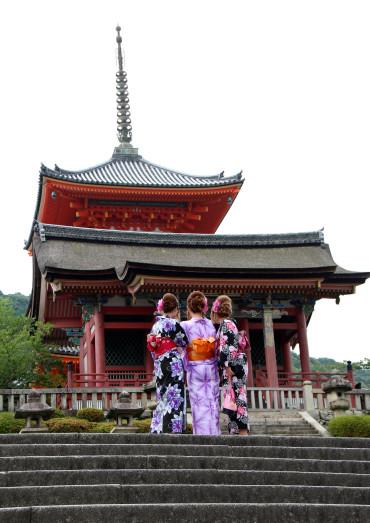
<box><xmin>212</xmin><ymin>295</ymin><xmax>250</xmax><ymax>435</ymax></box>
<box><xmin>147</xmin><ymin>293</ymin><xmax>188</xmax><ymax>433</ymax></box>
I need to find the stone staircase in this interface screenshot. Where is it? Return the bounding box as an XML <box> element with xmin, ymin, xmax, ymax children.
<box><xmin>245</xmin><ymin>411</ymin><xmax>320</xmax><ymax>436</ymax></box>
<box><xmin>0</xmin><ymin>433</ymin><xmax>369</xmax><ymax>522</ymax></box>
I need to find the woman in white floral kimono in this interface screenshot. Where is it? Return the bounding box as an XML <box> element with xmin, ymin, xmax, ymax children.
<box><xmin>147</xmin><ymin>293</ymin><xmax>188</xmax><ymax>433</ymax></box>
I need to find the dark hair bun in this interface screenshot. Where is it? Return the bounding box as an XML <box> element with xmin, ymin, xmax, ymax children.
<box><xmin>187</xmin><ymin>291</ymin><xmax>206</xmax><ymax>314</ymax></box>
<box><xmin>162</xmin><ymin>293</ymin><xmax>179</xmax><ymax>313</ymax></box>
<box><xmin>215</xmin><ymin>295</ymin><xmax>232</xmax><ymax>318</ymax></box>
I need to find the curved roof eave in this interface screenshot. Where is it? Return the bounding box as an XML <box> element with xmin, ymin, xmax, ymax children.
<box><xmin>24</xmin><ymin>158</ymin><xmax>244</xmax><ymax>250</ymax></box>
<box><xmin>39</xmin><ymin>157</ymin><xmax>244</xmax><ymax>188</ymax></box>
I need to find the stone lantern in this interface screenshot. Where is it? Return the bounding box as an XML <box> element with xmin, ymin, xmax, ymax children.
<box><xmin>322</xmin><ymin>370</ymin><xmax>353</xmax><ymax>417</ymax></box>
<box><xmin>106</xmin><ymin>391</ymin><xmax>145</xmax><ymax>433</ymax></box>
<box><xmin>14</xmin><ymin>389</ymin><xmax>54</xmax><ymax>433</ymax></box>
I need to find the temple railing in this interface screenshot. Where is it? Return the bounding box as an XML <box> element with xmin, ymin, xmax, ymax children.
<box><xmin>345</xmin><ymin>389</ymin><xmax>370</xmax><ymax>411</ymax></box>
<box><xmin>1</xmin><ymin>386</ymin><xmax>368</xmax><ymax>414</ymax></box>
<box><xmin>0</xmin><ymin>388</ymin><xmax>153</xmax><ymax>412</ymax></box>
<box><xmin>241</xmin><ymin>386</ymin><xmax>327</xmax><ymax>411</ymax></box>
<box><xmin>66</xmin><ymin>366</ymin><xmax>154</xmax><ymax>388</ymax></box>
<box><xmin>66</xmin><ymin>363</ymin><xmax>355</xmax><ymax>390</ymax></box>
<box><xmin>277</xmin><ymin>371</ymin><xmax>354</xmax><ymax>388</ymax></box>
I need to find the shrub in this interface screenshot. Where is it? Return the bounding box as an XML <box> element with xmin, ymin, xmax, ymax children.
<box><xmin>133</xmin><ymin>418</ymin><xmax>151</xmax><ymax>433</ymax></box>
<box><xmin>51</xmin><ymin>408</ymin><xmax>66</xmax><ymax>418</ymax></box>
<box><xmin>328</xmin><ymin>415</ymin><xmax>370</xmax><ymax>437</ymax></box>
<box><xmin>88</xmin><ymin>422</ymin><xmax>115</xmax><ymax>433</ymax></box>
<box><xmin>76</xmin><ymin>408</ymin><xmax>104</xmax><ymax>423</ymax></box>
<box><xmin>133</xmin><ymin>418</ymin><xmax>193</xmax><ymax>434</ymax></box>
<box><xmin>46</xmin><ymin>418</ymin><xmax>89</xmax><ymax>433</ymax></box>
<box><xmin>0</xmin><ymin>412</ymin><xmax>25</xmax><ymax>433</ymax></box>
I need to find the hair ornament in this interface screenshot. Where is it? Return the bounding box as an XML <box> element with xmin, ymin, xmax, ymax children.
<box><xmin>212</xmin><ymin>299</ymin><xmax>221</xmax><ymax>312</ymax></box>
<box><xmin>157</xmin><ymin>299</ymin><xmax>163</xmax><ymax>312</ymax></box>
<box><xmin>204</xmin><ymin>296</ymin><xmax>208</xmax><ymax>313</ymax></box>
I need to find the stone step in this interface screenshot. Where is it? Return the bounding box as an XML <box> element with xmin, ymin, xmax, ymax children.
<box><xmin>250</xmin><ymin>427</ymin><xmax>320</xmax><ymax>435</ymax></box>
<box><xmin>1</xmin><ymin>503</ymin><xmax>370</xmax><ymax>523</ymax></box>
<box><xmin>0</xmin><ymin>483</ymin><xmax>369</xmax><ymax>508</ymax></box>
<box><xmin>221</xmin><ymin>414</ymin><xmax>321</xmax><ymax>436</ymax></box>
<box><xmin>4</xmin><ymin>468</ymin><xmax>370</xmax><ymax>488</ymax></box>
<box><xmin>0</xmin><ymin>443</ymin><xmax>368</xmax><ymax>461</ymax></box>
<box><xmin>1</xmin><ymin>455</ymin><xmax>368</xmax><ymax>474</ymax></box>
<box><xmin>1</xmin><ymin>433</ymin><xmax>369</xmax><ymax>448</ymax></box>
<box><xmin>0</xmin><ymin>433</ymin><xmax>369</xmax><ymax>520</ymax></box>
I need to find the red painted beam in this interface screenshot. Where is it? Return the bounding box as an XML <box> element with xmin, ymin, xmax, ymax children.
<box><xmin>51</xmin><ymin>320</ymin><xmax>82</xmax><ymax>328</ymax></box>
<box><xmin>103</xmin><ymin>307</ymin><xmax>155</xmax><ymax>315</ymax></box>
<box><xmin>104</xmin><ymin>322</ymin><xmax>154</xmax><ymax>330</ymax></box>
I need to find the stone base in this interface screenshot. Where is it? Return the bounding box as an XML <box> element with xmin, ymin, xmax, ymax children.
<box><xmin>20</xmin><ymin>427</ymin><xmax>49</xmax><ymax>434</ymax></box>
<box><xmin>110</xmin><ymin>426</ymin><xmax>140</xmax><ymax>434</ymax></box>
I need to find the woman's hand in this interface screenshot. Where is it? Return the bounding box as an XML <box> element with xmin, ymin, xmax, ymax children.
<box><xmin>225</xmin><ymin>366</ymin><xmax>234</xmax><ymax>378</ymax></box>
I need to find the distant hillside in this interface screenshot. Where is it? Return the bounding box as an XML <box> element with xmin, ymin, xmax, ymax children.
<box><xmin>290</xmin><ymin>351</ymin><xmax>370</xmax><ymax>389</ymax></box>
<box><xmin>0</xmin><ymin>291</ymin><xmax>30</xmax><ymax>316</ymax></box>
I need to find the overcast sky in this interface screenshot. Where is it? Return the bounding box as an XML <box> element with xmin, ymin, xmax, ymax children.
<box><xmin>0</xmin><ymin>1</ymin><xmax>369</xmax><ymax>363</ymax></box>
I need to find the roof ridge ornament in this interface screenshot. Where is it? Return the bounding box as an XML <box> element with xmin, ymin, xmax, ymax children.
<box><xmin>113</xmin><ymin>26</ymin><xmax>139</xmax><ymax>159</ymax></box>
<box><xmin>116</xmin><ymin>25</ymin><xmax>132</xmax><ymax>144</ymax></box>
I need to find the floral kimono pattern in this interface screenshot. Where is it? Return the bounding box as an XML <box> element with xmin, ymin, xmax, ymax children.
<box><xmin>149</xmin><ymin>316</ymin><xmax>188</xmax><ymax>434</ymax></box>
<box><xmin>181</xmin><ymin>317</ymin><xmax>220</xmax><ymax>435</ymax></box>
<box><xmin>217</xmin><ymin>319</ymin><xmax>250</xmax><ymax>434</ymax></box>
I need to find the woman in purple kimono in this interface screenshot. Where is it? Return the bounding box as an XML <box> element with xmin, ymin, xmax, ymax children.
<box><xmin>147</xmin><ymin>293</ymin><xmax>188</xmax><ymax>434</ymax></box>
<box><xmin>212</xmin><ymin>295</ymin><xmax>250</xmax><ymax>435</ymax></box>
<box><xmin>181</xmin><ymin>291</ymin><xmax>220</xmax><ymax>435</ymax></box>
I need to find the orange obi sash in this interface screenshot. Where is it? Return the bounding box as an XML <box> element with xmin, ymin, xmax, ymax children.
<box><xmin>147</xmin><ymin>334</ymin><xmax>178</xmax><ymax>359</ymax></box>
<box><xmin>187</xmin><ymin>337</ymin><xmax>216</xmax><ymax>362</ymax></box>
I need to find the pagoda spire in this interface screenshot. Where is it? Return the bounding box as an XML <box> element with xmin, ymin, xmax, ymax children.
<box><xmin>116</xmin><ymin>25</ymin><xmax>132</xmax><ymax>144</ymax></box>
<box><xmin>113</xmin><ymin>26</ymin><xmax>139</xmax><ymax>158</ymax></box>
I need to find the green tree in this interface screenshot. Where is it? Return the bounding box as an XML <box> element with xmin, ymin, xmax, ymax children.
<box><xmin>349</xmin><ymin>358</ymin><xmax>370</xmax><ymax>370</ymax></box>
<box><xmin>0</xmin><ymin>291</ymin><xmax>29</xmax><ymax>316</ymax></box>
<box><xmin>289</xmin><ymin>350</ymin><xmax>370</xmax><ymax>389</ymax></box>
<box><xmin>0</xmin><ymin>297</ymin><xmax>66</xmax><ymax>389</ymax></box>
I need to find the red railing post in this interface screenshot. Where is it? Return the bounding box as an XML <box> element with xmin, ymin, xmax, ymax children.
<box><xmin>346</xmin><ymin>361</ymin><xmax>356</xmax><ymax>407</ymax></box>
<box><xmin>67</xmin><ymin>361</ymin><xmax>74</xmax><ymax>388</ymax></box>
<box><xmin>346</xmin><ymin>361</ymin><xmax>355</xmax><ymax>388</ymax></box>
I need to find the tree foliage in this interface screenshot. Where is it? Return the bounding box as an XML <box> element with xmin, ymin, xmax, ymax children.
<box><xmin>350</xmin><ymin>358</ymin><xmax>370</xmax><ymax>370</ymax></box>
<box><xmin>0</xmin><ymin>297</ymin><xmax>66</xmax><ymax>389</ymax></box>
<box><xmin>290</xmin><ymin>351</ymin><xmax>370</xmax><ymax>389</ymax></box>
<box><xmin>0</xmin><ymin>290</ymin><xmax>29</xmax><ymax>316</ymax></box>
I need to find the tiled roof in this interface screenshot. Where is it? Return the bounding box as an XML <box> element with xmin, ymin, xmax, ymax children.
<box><xmin>41</xmin><ymin>157</ymin><xmax>243</xmax><ymax>188</ymax></box>
<box><xmin>32</xmin><ymin>224</ymin><xmax>369</xmax><ymax>286</ymax></box>
<box><xmin>49</xmin><ymin>346</ymin><xmax>80</xmax><ymax>356</ymax></box>
<box><xmin>24</xmin><ymin>156</ymin><xmax>243</xmax><ymax>250</ymax></box>
<box><xmin>35</xmin><ymin>222</ymin><xmax>324</xmax><ymax>248</ymax></box>
<box><xmin>32</xmin><ymin>224</ymin><xmax>340</xmax><ymax>278</ymax></box>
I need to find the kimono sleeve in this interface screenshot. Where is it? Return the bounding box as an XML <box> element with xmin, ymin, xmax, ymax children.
<box><xmin>169</xmin><ymin>321</ymin><xmax>189</xmax><ymax>348</ymax></box>
<box><xmin>218</xmin><ymin>320</ymin><xmax>239</xmax><ymax>368</ymax></box>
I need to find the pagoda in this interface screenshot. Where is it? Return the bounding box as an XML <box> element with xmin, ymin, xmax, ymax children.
<box><xmin>25</xmin><ymin>27</ymin><xmax>369</xmax><ymax>389</ymax></box>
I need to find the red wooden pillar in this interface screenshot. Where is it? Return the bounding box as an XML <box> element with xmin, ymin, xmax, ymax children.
<box><xmin>67</xmin><ymin>360</ymin><xmax>74</xmax><ymax>388</ymax></box>
<box><xmin>282</xmin><ymin>331</ymin><xmax>293</xmax><ymax>386</ymax></box>
<box><xmin>94</xmin><ymin>306</ymin><xmax>106</xmax><ymax>384</ymax></box>
<box><xmin>86</xmin><ymin>320</ymin><xmax>96</xmax><ymax>387</ymax></box>
<box><xmin>239</xmin><ymin>318</ymin><xmax>254</xmax><ymax>388</ymax></box>
<box><xmin>296</xmin><ymin>306</ymin><xmax>311</xmax><ymax>379</ymax></box>
<box><xmin>262</xmin><ymin>309</ymin><xmax>279</xmax><ymax>388</ymax></box>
